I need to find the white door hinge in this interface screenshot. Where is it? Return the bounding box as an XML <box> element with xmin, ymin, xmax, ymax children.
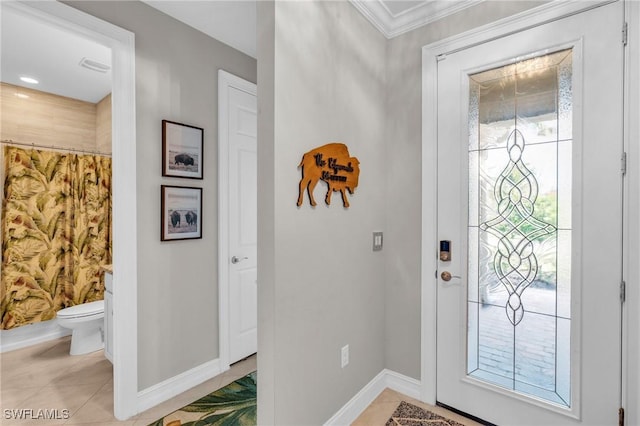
<box><xmin>621</xmin><ymin>280</ymin><xmax>626</xmax><ymax>303</ymax></box>
<box><xmin>623</xmin><ymin>22</ymin><xmax>628</xmax><ymax>46</ymax></box>
<box><xmin>621</xmin><ymin>152</ymin><xmax>627</xmax><ymax>176</ymax></box>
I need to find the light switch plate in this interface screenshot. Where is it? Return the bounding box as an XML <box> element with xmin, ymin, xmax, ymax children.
<box><xmin>373</xmin><ymin>232</ymin><xmax>383</xmax><ymax>251</ymax></box>
<box><xmin>341</xmin><ymin>344</ymin><xmax>349</xmax><ymax>368</ymax></box>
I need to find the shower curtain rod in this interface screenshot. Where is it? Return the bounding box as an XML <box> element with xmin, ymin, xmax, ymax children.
<box><xmin>1</xmin><ymin>139</ymin><xmax>111</xmax><ymax>157</ymax></box>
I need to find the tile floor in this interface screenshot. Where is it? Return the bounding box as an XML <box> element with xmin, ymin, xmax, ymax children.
<box><xmin>0</xmin><ymin>336</ymin><xmax>256</xmax><ymax>425</ymax></box>
<box><xmin>353</xmin><ymin>388</ymin><xmax>482</xmax><ymax>426</ymax></box>
<box><xmin>2</xmin><ymin>337</ymin><xmax>476</xmax><ymax>426</ymax></box>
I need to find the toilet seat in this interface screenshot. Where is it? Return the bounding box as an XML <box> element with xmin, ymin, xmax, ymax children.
<box><xmin>57</xmin><ymin>300</ymin><xmax>104</xmax><ymax>319</ymax></box>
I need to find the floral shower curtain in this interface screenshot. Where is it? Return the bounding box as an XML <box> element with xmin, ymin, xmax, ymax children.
<box><xmin>1</xmin><ymin>146</ymin><xmax>112</xmax><ymax>330</ymax></box>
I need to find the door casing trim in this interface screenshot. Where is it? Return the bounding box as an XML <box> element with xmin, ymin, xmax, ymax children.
<box><xmin>621</xmin><ymin>1</ymin><xmax>640</xmax><ymax>424</ymax></box>
<box><xmin>5</xmin><ymin>0</ymin><xmax>138</xmax><ymax>420</ymax></box>
<box><xmin>421</xmin><ymin>0</ymin><xmax>630</xmax><ymax>417</ymax></box>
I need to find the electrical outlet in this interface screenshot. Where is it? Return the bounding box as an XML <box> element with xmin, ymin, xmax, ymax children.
<box><xmin>341</xmin><ymin>344</ymin><xmax>349</xmax><ymax>368</ymax></box>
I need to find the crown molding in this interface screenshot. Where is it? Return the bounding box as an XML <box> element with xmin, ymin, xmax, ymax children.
<box><xmin>350</xmin><ymin>0</ymin><xmax>484</xmax><ymax>39</ymax></box>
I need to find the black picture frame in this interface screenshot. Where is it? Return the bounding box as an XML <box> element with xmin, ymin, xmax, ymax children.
<box><xmin>162</xmin><ymin>120</ymin><xmax>204</xmax><ymax>179</ymax></box>
<box><xmin>161</xmin><ymin>185</ymin><xmax>203</xmax><ymax>241</ymax></box>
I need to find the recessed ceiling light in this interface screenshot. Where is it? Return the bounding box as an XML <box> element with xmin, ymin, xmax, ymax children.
<box><xmin>19</xmin><ymin>76</ymin><xmax>39</xmax><ymax>84</ymax></box>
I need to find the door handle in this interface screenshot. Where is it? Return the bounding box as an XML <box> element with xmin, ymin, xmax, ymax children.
<box><xmin>231</xmin><ymin>256</ymin><xmax>248</xmax><ymax>264</ymax></box>
<box><xmin>441</xmin><ymin>271</ymin><xmax>461</xmax><ymax>282</ymax></box>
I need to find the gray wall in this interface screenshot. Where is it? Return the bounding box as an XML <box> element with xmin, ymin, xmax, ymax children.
<box><xmin>60</xmin><ymin>2</ymin><xmax>640</xmax><ymax>424</ymax></box>
<box><xmin>258</xmin><ymin>1</ymin><xmax>387</xmax><ymax>424</ymax></box>
<box><xmin>384</xmin><ymin>0</ymin><xmax>547</xmax><ymax>380</ymax></box>
<box><xmin>65</xmin><ymin>1</ymin><xmax>256</xmax><ymax>390</ymax></box>
<box><xmin>67</xmin><ymin>0</ymin><xmax>567</xmax><ymax>419</ymax></box>
<box><xmin>256</xmin><ymin>1</ymin><xmax>276</xmax><ymax>423</ymax></box>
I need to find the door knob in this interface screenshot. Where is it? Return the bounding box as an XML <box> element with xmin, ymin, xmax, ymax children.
<box><xmin>440</xmin><ymin>271</ymin><xmax>461</xmax><ymax>282</ymax></box>
<box><xmin>231</xmin><ymin>256</ymin><xmax>248</xmax><ymax>264</ymax></box>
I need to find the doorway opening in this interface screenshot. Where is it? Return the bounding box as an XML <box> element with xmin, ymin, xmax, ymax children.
<box><xmin>0</xmin><ymin>1</ymin><xmax>138</xmax><ymax>420</ymax></box>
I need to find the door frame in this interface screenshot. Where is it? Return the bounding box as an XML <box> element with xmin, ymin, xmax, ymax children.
<box><xmin>218</xmin><ymin>70</ymin><xmax>257</xmax><ymax>370</ymax></box>
<box><xmin>421</xmin><ymin>0</ymin><xmax>638</xmax><ymax>421</ymax></box>
<box><xmin>622</xmin><ymin>1</ymin><xmax>640</xmax><ymax>424</ymax></box>
<box><xmin>6</xmin><ymin>0</ymin><xmax>138</xmax><ymax>420</ymax></box>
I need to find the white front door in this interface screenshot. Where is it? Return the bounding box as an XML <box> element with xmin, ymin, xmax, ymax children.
<box><xmin>219</xmin><ymin>71</ymin><xmax>258</xmax><ymax>364</ymax></box>
<box><xmin>435</xmin><ymin>2</ymin><xmax>624</xmax><ymax>424</ymax></box>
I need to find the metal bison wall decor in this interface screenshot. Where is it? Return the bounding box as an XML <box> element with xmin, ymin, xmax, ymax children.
<box><xmin>297</xmin><ymin>143</ymin><xmax>360</xmax><ymax>208</ymax></box>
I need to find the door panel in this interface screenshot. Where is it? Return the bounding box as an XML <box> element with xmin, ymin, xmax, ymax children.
<box><xmin>436</xmin><ymin>3</ymin><xmax>623</xmax><ymax>424</ymax></box>
<box><xmin>228</xmin><ymin>85</ymin><xmax>258</xmax><ymax>363</ymax></box>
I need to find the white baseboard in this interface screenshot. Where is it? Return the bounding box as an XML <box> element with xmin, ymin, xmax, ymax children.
<box><xmin>383</xmin><ymin>369</ymin><xmax>421</xmax><ymax>400</ymax></box>
<box><xmin>137</xmin><ymin>358</ymin><xmax>228</xmax><ymax>414</ymax></box>
<box><xmin>324</xmin><ymin>369</ymin><xmax>421</xmax><ymax>426</ymax></box>
<box><xmin>0</xmin><ymin>320</ymin><xmax>71</xmax><ymax>353</ymax></box>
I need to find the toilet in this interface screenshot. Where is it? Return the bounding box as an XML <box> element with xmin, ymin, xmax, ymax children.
<box><xmin>57</xmin><ymin>300</ymin><xmax>105</xmax><ymax>355</ymax></box>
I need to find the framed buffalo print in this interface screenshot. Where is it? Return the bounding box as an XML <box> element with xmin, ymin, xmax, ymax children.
<box><xmin>161</xmin><ymin>185</ymin><xmax>202</xmax><ymax>241</ymax></box>
<box><xmin>162</xmin><ymin>119</ymin><xmax>204</xmax><ymax>179</ymax></box>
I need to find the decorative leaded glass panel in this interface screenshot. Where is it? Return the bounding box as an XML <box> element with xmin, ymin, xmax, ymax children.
<box><xmin>467</xmin><ymin>49</ymin><xmax>572</xmax><ymax>407</ymax></box>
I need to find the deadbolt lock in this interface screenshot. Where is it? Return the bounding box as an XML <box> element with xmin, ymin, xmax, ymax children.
<box><xmin>440</xmin><ymin>240</ymin><xmax>451</xmax><ymax>261</ymax></box>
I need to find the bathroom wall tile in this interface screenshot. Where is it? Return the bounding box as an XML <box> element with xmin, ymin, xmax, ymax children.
<box><xmin>0</xmin><ymin>82</ymin><xmax>97</xmax><ymax>151</ymax></box>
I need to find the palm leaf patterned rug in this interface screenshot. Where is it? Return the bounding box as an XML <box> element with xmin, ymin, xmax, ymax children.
<box><xmin>386</xmin><ymin>401</ymin><xmax>468</xmax><ymax>426</ymax></box>
<box><xmin>149</xmin><ymin>372</ymin><xmax>256</xmax><ymax>426</ymax></box>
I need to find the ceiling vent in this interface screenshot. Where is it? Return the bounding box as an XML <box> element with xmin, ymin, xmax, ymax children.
<box><xmin>79</xmin><ymin>57</ymin><xmax>111</xmax><ymax>73</ymax></box>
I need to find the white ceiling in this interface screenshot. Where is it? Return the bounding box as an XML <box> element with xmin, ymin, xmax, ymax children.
<box><xmin>141</xmin><ymin>1</ymin><xmax>257</xmax><ymax>58</ymax></box>
<box><xmin>1</xmin><ymin>0</ymin><xmax>476</xmax><ymax>103</ymax></box>
<box><xmin>1</xmin><ymin>5</ymin><xmax>112</xmax><ymax>104</ymax></box>
<box><xmin>139</xmin><ymin>1</ymin><xmax>482</xmax><ymax>54</ymax></box>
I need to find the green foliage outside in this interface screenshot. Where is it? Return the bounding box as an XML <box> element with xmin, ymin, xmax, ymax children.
<box><xmin>492</xmin><ymin>191</ymin><xmax>558</xmax><ymax>286</ymax></box>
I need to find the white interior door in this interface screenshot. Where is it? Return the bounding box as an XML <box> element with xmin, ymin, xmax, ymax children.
<box><xmin>436</xmin><ymin>2</ymin><xmax>624</xmax><ymax>424</ymax></box>
<box><xmin>220</xmin><ymin>71</ymin><xmax>258</xmax><ymax>364</ymax></box>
